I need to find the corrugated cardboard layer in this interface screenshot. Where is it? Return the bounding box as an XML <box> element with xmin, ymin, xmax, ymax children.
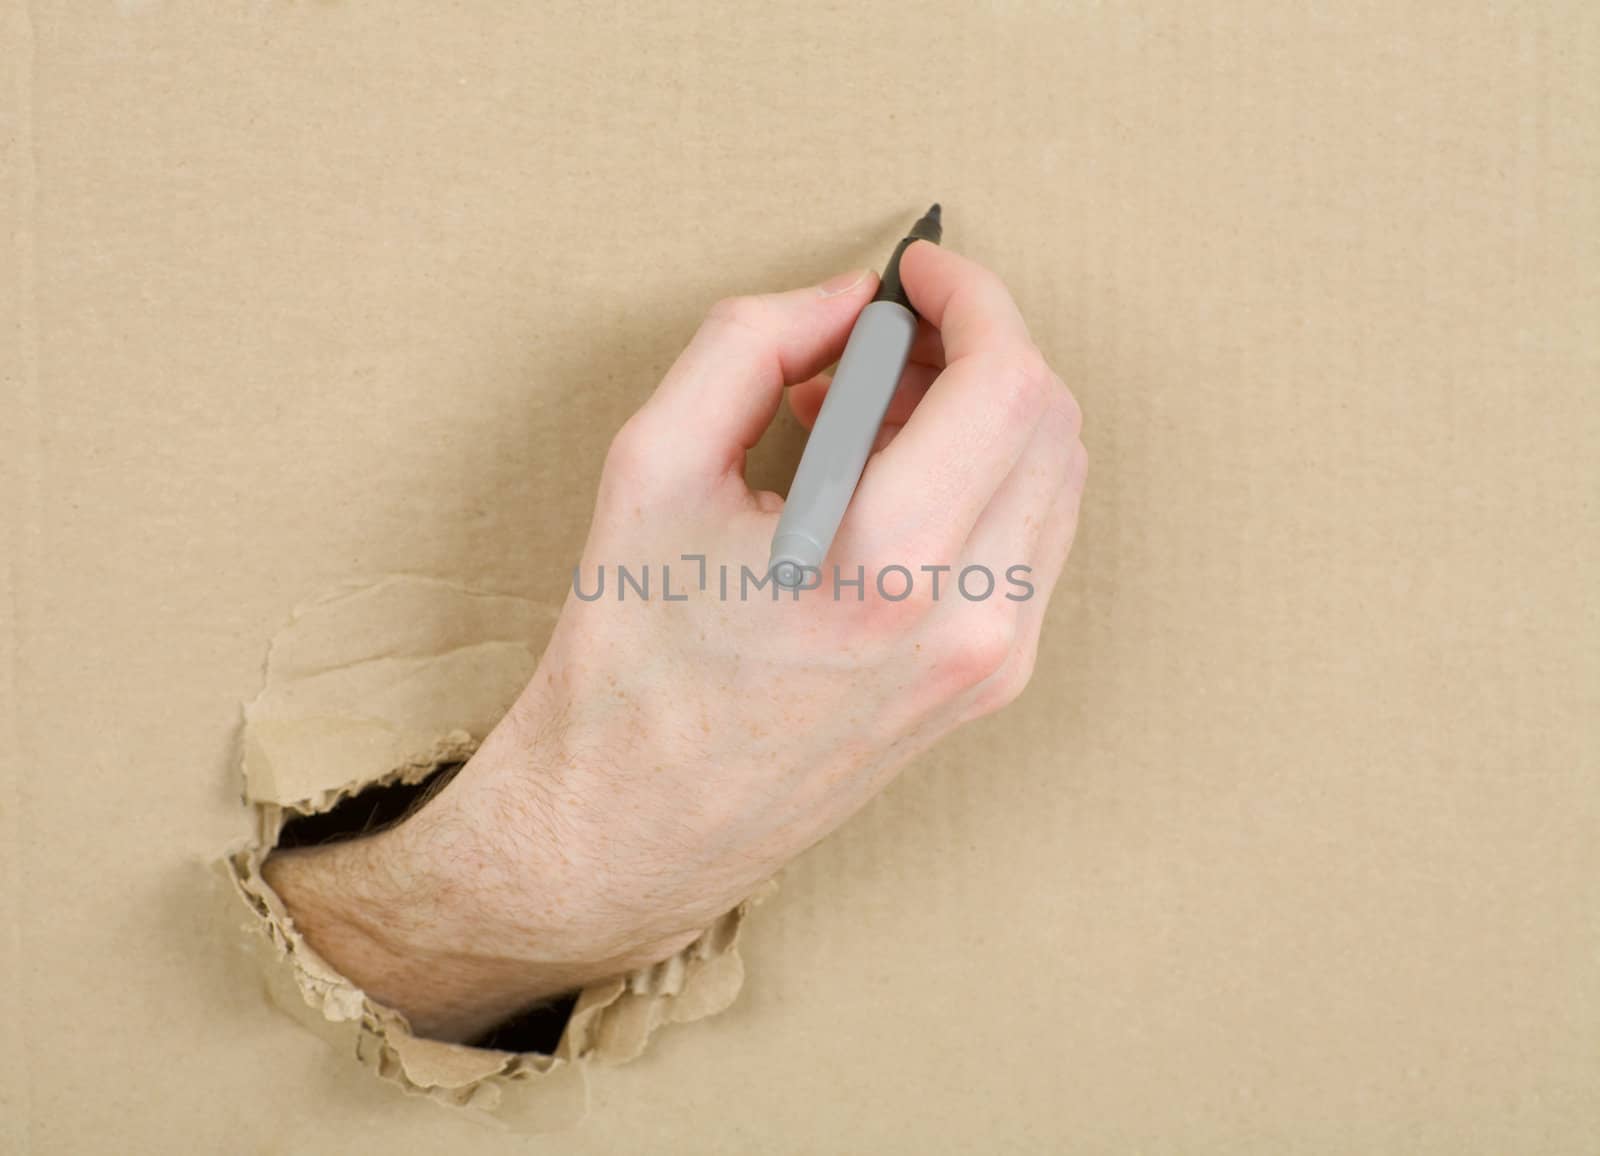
<box><xmin>4</xmin><ymin>2</ymin><xmax>1597</xmax><ymax>1152</ymax></box>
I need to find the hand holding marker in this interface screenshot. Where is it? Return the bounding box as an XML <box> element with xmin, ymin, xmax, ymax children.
<box><xmin>769</xmin><ymin>205</ymin><xmax>944</xmax><ymax>588</ymax></box>
<box><xmin>263</xmin><ymin>210</ymin><xmax>1088</xmax><ymax>1044</ymax></box>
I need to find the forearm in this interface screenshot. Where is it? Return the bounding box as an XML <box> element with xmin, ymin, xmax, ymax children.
<box><xmin>261</xmin><ymin>775</ymin><xmax>692</xmax><ymax>1044</ymax></box>
<box><xmin>263</xmin><ymin>845</ymin><xmax>546</xmax><ymax>1042</ymax></box>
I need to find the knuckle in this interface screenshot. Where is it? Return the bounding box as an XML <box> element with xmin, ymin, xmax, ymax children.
<box><xmin>1003</xmin><ymin>641</ymin><xmax>1039</xmax><ymax>701</ymax></box>
<box><xmin>1038</xmin><ymin>390</ymin><xmax>1081</xmax><ymax>445</ymax></box>
<box><xmin>891</xmin><ymin>574</ymin><xmax>941</xmax><ymax>619</ymax></box>
<box><xmin>1020</xmin><ymin>345</ymin><xmax>1053</xmax><ymax>388</ymax></box>
<box><xmin>973</xmin><ymin>645</ymin><xmax>1037</xmax><ymax>717</ymax></box>
<box><xmin>986</xmin><ymin>348</ymin><xmax>1051</xmax><ymax>425</ymax></box>
<box><xmin>1057</xmin><ymin>386</ymin><xmax>1084</xmax><ymax>438</ymax></box>
<box><xmin>941</xmin><ymin>609</ymin><xmax>1017</xmax><ymax>688</ymax></box>
<box><xmin>853</xmin><ymin>568</ymin><xmax>939</xmax><ymax>636</ymax></box>
<box><xmin>603</xmin><ymin>416</ymin><xmax>648</xmax><ymax>469</ymax></box>
<box><xmin>603</xmin><ymin>415</ymin><xmax>671</xmax><ymax>486</ymax></box>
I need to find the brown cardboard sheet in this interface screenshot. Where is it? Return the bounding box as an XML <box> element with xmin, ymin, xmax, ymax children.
<box><xmin>3</xmin><ymin>2</ymin><xmax>1597</xmax><ymax>1152</ymax></box>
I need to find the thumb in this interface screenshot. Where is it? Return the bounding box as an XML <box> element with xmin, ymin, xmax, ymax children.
<box><xmin>636</xmin><ymin>269</ymin><xmax>878</xmax><ymax>480</ymax></box>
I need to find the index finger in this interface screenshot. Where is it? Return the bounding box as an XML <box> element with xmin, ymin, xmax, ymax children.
<box><xmin>839</xmin><ymin>246</ymin><xmax>1053</xmax><ymax>564</ymax></box>
<box><xmin>899</xmin><ymin>240</ymin><xmax>1033</xmax><ymax>364</ymax></box>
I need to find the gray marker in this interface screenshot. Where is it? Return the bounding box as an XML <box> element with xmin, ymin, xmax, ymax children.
<box><xmin>769</xmin><ymin>204</ymin><xmax>943</xmax><ymax>588</ymax></box>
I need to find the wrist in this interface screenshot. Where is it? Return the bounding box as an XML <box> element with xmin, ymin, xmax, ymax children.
<box><xmin>261</xmin><ymin>782</ymin><xmax>690</xmax><ymax>1043</ymax></box>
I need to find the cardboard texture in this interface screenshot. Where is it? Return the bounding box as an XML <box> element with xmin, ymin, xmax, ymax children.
<box><xmin>4</xmin><ymin>2</ymin><xmax>1597</xmax><ymax>1152</ymax></box>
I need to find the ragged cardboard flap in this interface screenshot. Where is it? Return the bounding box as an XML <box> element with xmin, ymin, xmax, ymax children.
<box><xmin>222</xmin><ymin>576</ymin><xmax>771</xmax><ymax>1129</ymax></box>
<box><xmin>240</xmin><ymin>576</ymin><xmax>554</xmax><ymax>812</ymax></box>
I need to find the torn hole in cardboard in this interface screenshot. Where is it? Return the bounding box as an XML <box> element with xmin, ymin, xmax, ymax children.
<box><xmin>213</xmin><ymin>576</ymin><xmax>774</xmax><ymax>1132</ymax></box>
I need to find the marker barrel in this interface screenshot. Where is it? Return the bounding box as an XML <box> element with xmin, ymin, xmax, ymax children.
<box><xmin>769</xmin><ymin>299</ymin><xmax>917</xmax><ymax>587</ymax></box>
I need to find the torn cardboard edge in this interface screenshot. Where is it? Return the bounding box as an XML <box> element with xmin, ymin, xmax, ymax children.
<box><xmin>213</xmin><ymin>576</ymin><xmax>775</xmax><ymax>1131</ymax></box>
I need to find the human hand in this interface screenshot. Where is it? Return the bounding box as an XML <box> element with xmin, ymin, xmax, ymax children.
<box><xmin>264</xmin><ymin>241</ymin><xmax>1087</xmax><ymax>1042</ymax></box>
